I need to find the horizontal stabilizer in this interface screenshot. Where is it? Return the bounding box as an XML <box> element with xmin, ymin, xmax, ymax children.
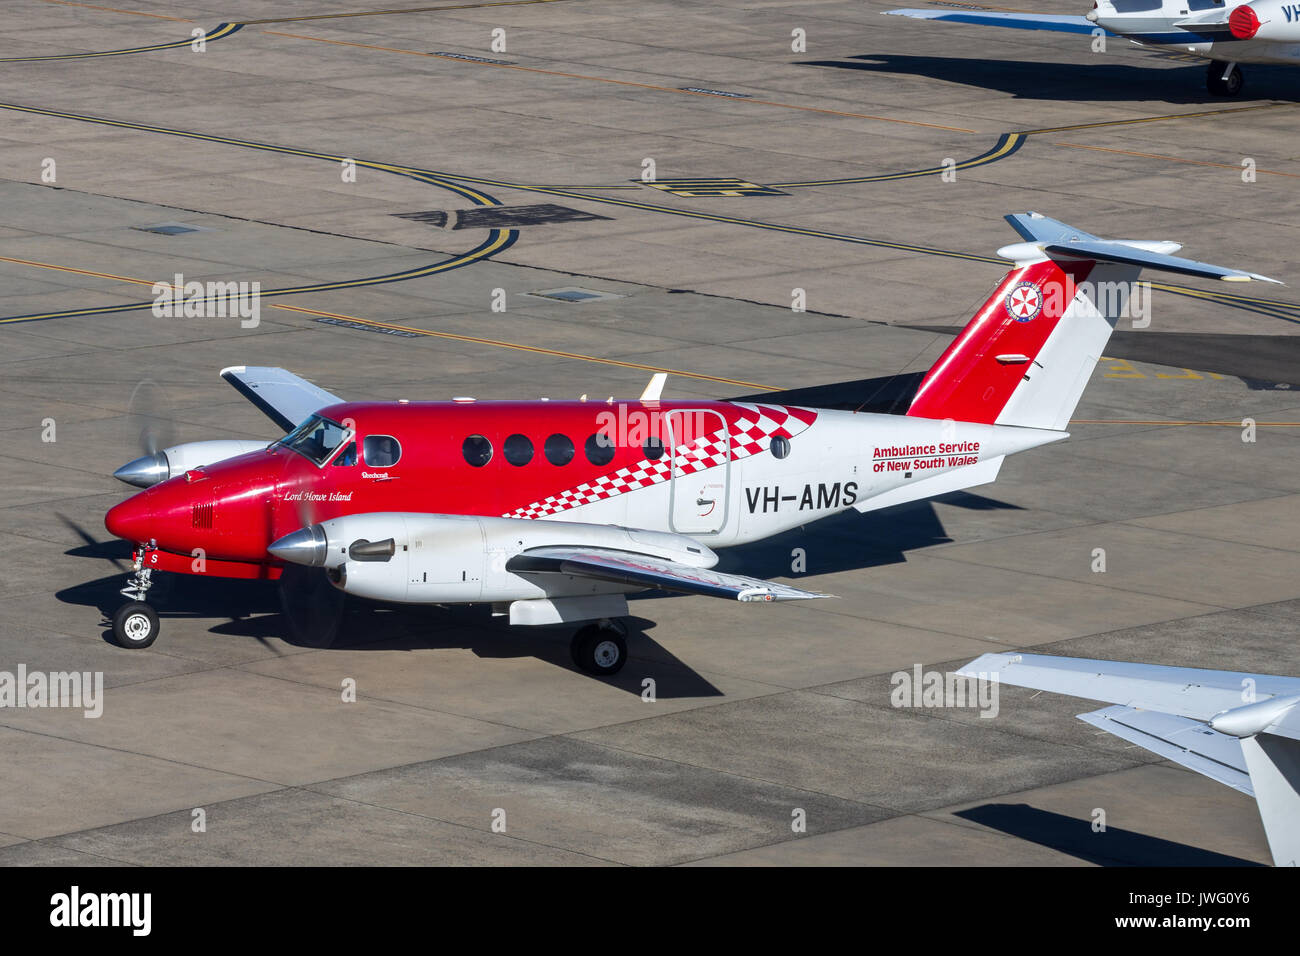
<box><xmin>508</xmin><ymin>546</ymin><xmax>828</xmax><ymax>602</ymax></box>
<box><xmin>1042</xmin><ymin>238</ymin><xmax>1282</xmax><ymax>283</ymax></box>
<box><xmin>1004</xmin><ymin>212</ymin><xmax>1281</xmax><ymax>282</ymax></box>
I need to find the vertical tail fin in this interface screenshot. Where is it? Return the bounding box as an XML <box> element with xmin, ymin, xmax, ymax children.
<box><xmin>907</xmin><ymin>212</ymin><xmax>1280</xmax><ymax>430</ymax></box>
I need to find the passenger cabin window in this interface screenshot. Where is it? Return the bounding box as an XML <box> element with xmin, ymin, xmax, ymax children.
<box><xmin>462</xmin><ymin>434</ymin><xmax>493</xmax><ymax>467</ymax></box>
<box><xmin>585</xmin><ymin>432</ymin><xmax>615</xmax><ymax>467</ymax></box>
<box><xmin>364</xmin><ymin>435</ymin><xmax>401</xmax><ymax>467</ymax></box>
<box><xmin>504</xmin><ymin>434</ymin><xmax>534</xmax><ymax>466</ymax></box>
<box><xmin>770</xmin><ymin>435</ymin><xmax>791</xmax><ymax>459</ymax></box>
<box><xmin>279</xmin><ymin>415</ymin><xmax>350</xmax><ymax>466</ymax></box>
<box><xmin>334</xmin><ymin>442</ymin><xmax>357</xmax><ymax>467</ymax></box>
<box><xmin>643</xmin><ymin>435</ymin><xmax>665</xmax><ymax>461</ymax></box>
<box><xmin>544</xmin><ymin>433</ymin><xmax>575</xmax><ymax>466</ymax></box>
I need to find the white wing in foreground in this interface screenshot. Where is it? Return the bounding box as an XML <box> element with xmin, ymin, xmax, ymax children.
<box><xmin>958</xmin><ymin>652</ymin><xmax>1300</xmax><ymax>866</ymax></box>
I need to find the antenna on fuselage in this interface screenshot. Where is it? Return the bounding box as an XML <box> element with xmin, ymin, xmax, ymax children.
<box><xmin>640</xmin><ymin>372</ymin><xmax>667</xmax><ymax>402</ymax></box>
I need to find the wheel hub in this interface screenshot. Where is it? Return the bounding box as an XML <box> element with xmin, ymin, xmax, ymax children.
<box><xmin>123</xmin><ymin>613</ymin><xmax>151</xmax><ymax>640</ymax></box>
<box><xmin>593</xmin><ymin>639</ymin><xmax>620</xmax><ymax>668</ymax></box>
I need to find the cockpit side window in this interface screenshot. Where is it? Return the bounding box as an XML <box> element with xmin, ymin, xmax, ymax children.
<box><xmin>364</xmin><ymin>435</ymin><xmax>402</xmax><ymax>467</ymax></box>
<box><xmin>333</xmin><ymin>442</ymin><xmax>357</xmax><ymax>466</ymax></box>
<box><xmin>278</xmin><ymin>415</ymin><xmax>351</xmax><ymax>466</ymax></box>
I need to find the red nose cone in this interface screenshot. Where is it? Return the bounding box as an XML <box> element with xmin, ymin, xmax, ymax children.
<box><xmin>105</xmin><ymin>496</ymin><xmax>150</xmax><ymax>543</ymax></box>
<box><xmin>1229</xmin><ymin>5</ymin><xmax>1260</xmax><ymax>39</ymax></box>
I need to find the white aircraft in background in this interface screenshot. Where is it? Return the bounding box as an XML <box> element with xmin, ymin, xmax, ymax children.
<box><xmin>960</xmin><ymin>653</ymin><xmax>1300</xmax><ymax>866</ymax></box>
<box><xmin>886</xmin><ymin>0</ymin><xmax>1300</xmax><ymax>96</ymax></box>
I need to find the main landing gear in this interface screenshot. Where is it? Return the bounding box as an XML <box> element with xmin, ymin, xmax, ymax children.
<box><xmin>112</xmin><ymin>543</ymin><xmax>160</xmax><ymax>649</ymax></box>
<box><xmin>1206</xmin><ymin>61</ymin><xmax>1243</xmax><ymax>97</ymax></box>
<box><xmin>570</xmin><ymin>619</ymin><xmax>628</xmax><ymax>676</ymax></box>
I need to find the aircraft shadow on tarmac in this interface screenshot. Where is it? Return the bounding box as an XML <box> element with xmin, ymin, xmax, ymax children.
<box><xmin>712</xmin><ymin>491</ymin><xmax>1020</xmax><ymax>582</ymax></box>
<box><xmin>955</xmin><ymin>804</ymin><xmax>1264</xmax><ymax>866</ymax></box>
<box><xmin>57</xmin><ymin>492</ymin><xmax>1012</xmax><ymax>696</ymax></box>
<box><xmin>798</xmin><ymin>54</ymin><xmax>1300</xmax><ymax>104</ymax></box>
<box><xmin>56</xmin><ymin>568</ymin><xmax>723</xmax><ymax>696</ymax></box>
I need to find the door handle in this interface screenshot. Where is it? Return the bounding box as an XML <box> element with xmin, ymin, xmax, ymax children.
<box><xmin>696</xmin><ymin>498</ymin><xmax>714</xmax><ymax>506</ymax></box>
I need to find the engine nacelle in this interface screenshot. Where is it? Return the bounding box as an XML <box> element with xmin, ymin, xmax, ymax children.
<box><xmin>270</xmin><ymin>513</ymin><xmax>718</xmax><ymax>605</ymax></box>
<box><xmin>114</xmin><ymin>439</ymin><xmax>269</xmax><ymax>487</ymax></box>
<box><xmin>1229</xmin><ymin>0</ymin><xmax>1300</xmax><ymax>40</ymax></box>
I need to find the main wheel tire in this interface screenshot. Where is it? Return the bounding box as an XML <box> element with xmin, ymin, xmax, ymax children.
<box><xmin>571</xmin><ymin>624</ymin><xmax>628</xmax><ymax>676</ymax></box>
<box><xmin>1224</xmin><ymin>65</ymin><xmax>1244</xmax><ymax>96</ymax></box>
<box><xmin>112</xmin><ymin>601</ymin><xmax>159</xmax><ymax>649</ymax></box>
<box><xmin>1207</xmin><ymin>63</ymin><xmax>1243</xmax><ymax>96</ymax></box>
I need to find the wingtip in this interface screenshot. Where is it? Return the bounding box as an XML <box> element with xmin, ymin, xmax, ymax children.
<box><xmin>1221</xmin><ymin>273</ymin><xmax>1284</xmax><ymax>284</ymax></box>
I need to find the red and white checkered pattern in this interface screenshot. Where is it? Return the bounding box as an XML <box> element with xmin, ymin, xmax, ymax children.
<box><xmin>504</xmin><ymin>403</ymin><xmax>816</xmax><ymax>519</ymax></box>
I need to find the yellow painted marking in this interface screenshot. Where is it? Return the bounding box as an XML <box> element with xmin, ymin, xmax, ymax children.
<box><xmin>273</xmin><ymin>304</ymin><xmax>776</xmax><ymax>389</ymax></box>
<box><xmin>1022</xmin><ymin>102</ymin><xmax>1292</xmax><ymax>135</ymax></box>
<box><xmin>0</xmin><ymin>254</ymin><xmax>157</xmax><ymax>287</ymax></box>
<box><xmin>38</xmin><ymin>0</ymin><xmax>193</xmax><ymax>20</ymax></box>
<box><xmin>1101</xmin><ymin>358</ymin><xmax>1146</xmax><ymax>379</ymax></box>
<box><xmin>259</xmin><ymin>31</ymin><xmax>976</xmax><ymax>132</ymax></box>
<box><xmin>1071</xmin><ymin>419</ymin><xmax>1300</xmax><ymax>426</ymax></box>
<box><xmin>1056</xmin><ymin>141</ymin><xmax>1300</xmax><ymax>178</ymax></box>
<box><xmin>0</xmin><ymin>252</ymin><xmax>772</xmax><ymax>389</ymax></box>
<box><xmin>770</xmin><ymin>132</ymin><xmax>1023</xmax><ymax>187</ymax></box>
<box><xmin>240</xmin><ymin>0</ymin><xmax>570</xmax><ymax>24</ymax></box>
<box><xmin>0</xmin><ymin>21</ymin><xmax>240</xmax><ymax>62</ymax></box>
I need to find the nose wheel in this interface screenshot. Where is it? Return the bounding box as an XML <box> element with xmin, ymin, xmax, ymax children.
<box><xmin>111</xmin><ymin>542</ymin><xmax>161</xmax><ymax>649</ymax></box>
<box><xmin>112</xmin><ymin>601</ymin><xmax>159</xmax><ymax>649</ymax></box>
<box><xmin>570</xmin><ymin>619</ymin><xmax>628</xmax><ymax>676</ymax></box>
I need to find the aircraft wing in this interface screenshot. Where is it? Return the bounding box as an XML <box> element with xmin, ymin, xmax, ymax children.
<box><xmin>958</xmin><ymin>652</ymin><xmax>1300</xmax><ymax>721</ymax></box>
<box><xmin>1172</xmin><ymin>11</ymin><xmax>1233</xmax><ymax>28</ymax></box>
<box><xmin>958</xmin><ymin>652</ymin><xmax>1300</xmax><ymax>866</ymax></box>
<box><xmin>883</xmin><ymin>9</ymin><xmax>1106</xmax><ymax>35</ymax></box>
<box><xmin>220</xmin><ymin>365</ymin><xmax>345</xmax><ymax>432</ymax></box>
<box><xmin>507</xmin><ymin>546</ymin><xmax>828</xmax><ymax>602</ymax></box>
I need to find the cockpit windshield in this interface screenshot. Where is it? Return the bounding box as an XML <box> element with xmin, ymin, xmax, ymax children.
<box><xmin>276</xmin><ymin>415</ymin><xmax>351</xmax><ymax>466</ymax></box>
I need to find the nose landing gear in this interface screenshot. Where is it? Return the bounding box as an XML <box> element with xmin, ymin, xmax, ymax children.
<box><xmin>112</xmin><ymin>543</ymin><xmax>160</xmax><ymax>648</ymax></box>
<box><xmin>570</xmin><ymin>618</ymin><xmax>628</xmax><ymax>676</ymax></box>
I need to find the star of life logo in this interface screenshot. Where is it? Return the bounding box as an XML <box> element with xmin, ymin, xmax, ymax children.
<box><xmin>1004</xmin><ymin>281</ymin><xmax>1044</xmax><ymax>322</ymax></box>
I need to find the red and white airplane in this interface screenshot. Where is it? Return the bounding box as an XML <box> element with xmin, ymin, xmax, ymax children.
<box><xmin>103</xmin><ymin>213</ymin><xmax>1279</xmax><ymax>675</ymax></box>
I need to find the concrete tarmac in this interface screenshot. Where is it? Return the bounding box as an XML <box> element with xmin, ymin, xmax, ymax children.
<box><xmin>0</xmin><ymin>0</ymin><xmax>1297</xmax><ymax>865</ymax></box>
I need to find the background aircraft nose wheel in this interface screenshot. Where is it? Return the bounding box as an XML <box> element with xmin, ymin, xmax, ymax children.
<box><xmin>112</xmin><ymin>601</ymin><xmax>159</xmax><ymax>649</ymax></box>
<box><xmin>1206</xmin><ymin>62</ymin><xmax>1243</xmax><ymax>96</ymax></box>
<box><xmin>571</xmin><ymin>620</ymin><xmax>628</xmax><ymax>676</ymax></box>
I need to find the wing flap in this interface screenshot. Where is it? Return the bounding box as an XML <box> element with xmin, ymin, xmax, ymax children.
<box><xmin>1079</xmin><ymin>704</ymin><xmax>1253</xmax><ymax>795</ymax></box>
<box><xmin>507</xmin><ymin>546</ymin><xmax>828</xmax><ymax>602</ymax></box>
<box><xmin>220</xmin><ymin>365</ymin><xmax>344</xmax><ymax>432</ymax></box>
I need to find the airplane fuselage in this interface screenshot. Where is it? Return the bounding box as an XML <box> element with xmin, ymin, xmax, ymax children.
<box><xmin>105</xmin><ymin>399</ymin><xmax>1061</xmax><ymax>571</ymax></box>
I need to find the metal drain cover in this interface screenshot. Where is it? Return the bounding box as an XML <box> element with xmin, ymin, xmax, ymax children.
<box><xmin>523</xmin><ymin>287</ymin><xmax>624</xmax><ymax>303</ymax></box>
<box><xmin>394</xmin><ymin>204</ymin><xmax>611</xmax><ymax>230</ymax></box>
<box><xmin>132</xmin><ymin>221</ymin><xmax>208</xmax><ymax>235</ymax></box>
